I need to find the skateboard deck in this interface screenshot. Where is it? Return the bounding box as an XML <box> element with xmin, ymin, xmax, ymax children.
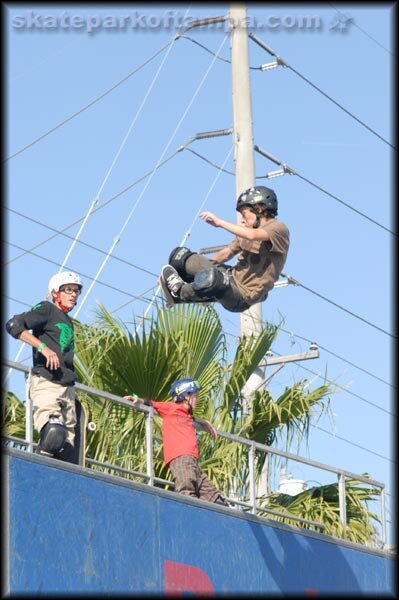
<box><xmin>159</xmin><ymin>272</ymin><xmax>213</xmax><ymax>308</ymax></box>
<box><xmin>65</xmin><ymin>398</ymin><xmax>89</xmax><ymax>466</ymax></box>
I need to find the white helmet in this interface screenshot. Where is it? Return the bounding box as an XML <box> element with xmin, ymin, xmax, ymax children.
<box><xmin>48</xmin><ymin>272</ymin><xmax>83</xmax><ymax>295</ymax></box>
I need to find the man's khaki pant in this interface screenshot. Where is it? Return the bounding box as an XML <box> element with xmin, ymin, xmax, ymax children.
<box><xmin>29</xmin><ymin>375</ymin><xmax>76</xmax><ymax>446</ymax></box>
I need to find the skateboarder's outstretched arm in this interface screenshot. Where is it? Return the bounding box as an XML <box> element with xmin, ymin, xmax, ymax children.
<box><xmin>200</xmin><ymin>210</ymin><xmax>272</xmax><ymax>243</ymax></box>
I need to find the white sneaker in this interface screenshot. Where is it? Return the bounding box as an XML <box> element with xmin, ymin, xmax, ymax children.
<box><xmin>162</xmin><ymin>265</ymin><xmax>184</xmax><ymax>298</ymax></box>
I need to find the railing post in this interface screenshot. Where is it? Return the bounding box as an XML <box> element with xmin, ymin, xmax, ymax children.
<box><xmin>249</xmin><ymin>443</ymin><xmax>256</xmax><ymax>514</ymax></box>
<box><xmin>380</xmin><ymin>486</ymin><xmax>386</xmax><ymax>548</ymax></box>
<box><xmin>24</xmin><ymin>371</ymin><xmax>33</xmax><ymax>454</ymax></box>
<box><xmin>338</xmin><ymin>472</ymin><xmax>347</xmax><ymax>532</ymax></box>
<box><xmin>145</xmin><ymin>407</ymin><xmax>154</xmax><ymax>486</ymax></box>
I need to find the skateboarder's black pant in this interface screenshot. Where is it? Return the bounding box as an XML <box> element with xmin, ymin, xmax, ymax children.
<box><xmin>179</xmin><ymin>254</ymin><xmax>250</xmax><ymax>313</ymax></box>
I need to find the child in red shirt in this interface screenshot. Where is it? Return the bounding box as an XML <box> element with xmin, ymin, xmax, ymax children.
<box><xmin>124</xmin><ymin>378</ymin><xmax>228</xmax><ymax>506</ymax></box>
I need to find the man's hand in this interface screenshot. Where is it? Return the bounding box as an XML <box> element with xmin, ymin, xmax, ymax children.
<box><xmin>41</xmin><ymin>346</ymin><xmax>60</xmax><ymax>370</ymax></box>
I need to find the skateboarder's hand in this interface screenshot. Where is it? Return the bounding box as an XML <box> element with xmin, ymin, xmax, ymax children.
<box><xmin>199</xmin><ymin>211</ymin><xmax>223</xmax><ymax>228</ymax></box>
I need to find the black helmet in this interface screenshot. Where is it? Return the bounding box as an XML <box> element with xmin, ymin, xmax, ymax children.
<box><xmin>236</xmin><ymin>186</ymin><xmax>278</xmax><ymax>215</ymax></box>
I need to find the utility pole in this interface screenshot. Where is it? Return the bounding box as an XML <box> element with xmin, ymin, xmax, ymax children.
<box><xmin>229</xmin><ymin>7</ymin><xmax>322</xmax><ymax>498</ymax></box>
<box><xmin>229</xmin><ymin>4</ymin><xmax>264</xmax><ymax>412</ymax></box>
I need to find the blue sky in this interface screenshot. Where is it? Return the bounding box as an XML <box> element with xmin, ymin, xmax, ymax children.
<box><xmin>4</xmin><ymin>4</ymin><xmax>394</xmax><ymax>543</ymax></box>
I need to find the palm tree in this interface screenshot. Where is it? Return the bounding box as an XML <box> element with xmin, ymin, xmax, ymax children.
<box><xmin>4</xmin><ymin>302</ymin><xmax>381</xmax><ymax>545</ymax></box>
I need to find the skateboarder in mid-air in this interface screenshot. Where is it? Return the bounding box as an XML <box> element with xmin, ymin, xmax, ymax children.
<box><xmin>6</xmin><ymin>272</ymin><xmax>84</xmax><ymax>463</ymax></box>
<box><xmin>160</xmin><ymin>186</ymin><xmax>290</xmax><ymax>313</ymax></box>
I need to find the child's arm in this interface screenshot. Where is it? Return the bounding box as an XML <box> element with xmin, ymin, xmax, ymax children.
<box><xmin>123</xmin><ymin>393</ymin><xmax>143</xmax><ymax>405</ymax></box>
<box><xmin>123</xmin><ymin>394</ymin><xmax>160</xmax><ymax>416</ymax></box>
<box><xmin>194</xmin><ymin>417</ymin><xmax>217</xmax><ymax>440</ymax></box>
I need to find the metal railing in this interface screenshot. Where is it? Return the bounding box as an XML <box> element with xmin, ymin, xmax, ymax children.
<box><xmin>3</xmin><ymin>358</ymin><xmax>387</xmax><ymax>545</ymax></box>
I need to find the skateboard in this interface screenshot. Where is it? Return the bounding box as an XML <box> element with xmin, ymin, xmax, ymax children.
<box><xmin>60</xmin><ymin>398</ymin><xmax>95</xmax><ymax>466</ymax></box>
<box><xmin>72</xmin><ymin>398</ymin><xmax>87</xmax><ymax>466</ymax></box>
<box><xmin>158</xmin><ymin>270</ymin><xmax>213</xmax><ymax>308</ymax></box>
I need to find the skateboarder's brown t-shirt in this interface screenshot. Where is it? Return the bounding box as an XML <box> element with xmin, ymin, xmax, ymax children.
<box><xmin>229</xmin><ymin>219</ymin><xmax>290</xmax><ymax>305</ymax></box>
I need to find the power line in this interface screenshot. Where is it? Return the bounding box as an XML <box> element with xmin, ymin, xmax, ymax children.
<box><xmin>8</xmin><ymin>184</ymin><xmax>394</xmax><ymax>342</ymax></box>
<box><xmin>185</xmin><ymin>146</ymin><xmax>235</xmax><ymax>175</ymax></box>
<box><xmin>6</xmin><ymin>283</ymin><xmax>393</xmax><ymax>465</ymax></box>
<box><xmin>292</xmin><ymin>276</ymin><xmax>394</xmax><ymax>340</ymax></box>
<box><xmin>188</xmin><ymin>141</ymin><xmax>395</xmax><ymax>237</ymax></box>
<box><xmin>182</xmin><ymin>148</ymin><xmax>394</xmax><ymax>339</ymax></box>
<box><xmin>220</xmin><ymin>298</ymin><xmax>393</xmax><ymax>421</ymax></box>
<box><xmin>180</xmin><ymin>34</ymin><xmax>262</xmax><ymax>70</ymax></box>
<box><xmin>327</xmin><ymin>3</ymin><xmax>393</xmax><ymax>56</ymax></box>
<box><xmin>218</xmin><ymin>320</ymin><xmax>393</xmax><ymax>420</ymax></box>
<box><xmin>5</xmin><ymin>296</ymin><xmax>31</xmax><ymax>308</ymax></box>
<box><xmin>56</xmin><ymin>21</ymin><xmax>181</xmax><ymax>289</ymax></box>
<box><xmin>5</xmin><ymin>149</ymin><xmax>180</xmax><ymax>265</ymax></box>
<box><xmin>277</xmin><ymin>326</ymin><xmax>394</xmax><ymax>389</ymax></box>
<box><xmin>249</xmin><ymin>33</ymin><xmax>395</xmax><ymax>150</ymax></box>
<box><xmin>110</xmin><ymin>284</ymin><xmax>159</xmax><ymax>315</ymax></box>
<box><xmin>254</xmin><ymin>145</ymin><xmax>395</xmax><ymax>236</ymax></box>
<box><xmin>7</xmin><ymin>29</ymin><xmax>180</xmax><ymax>373</ymax></box>
<box><xmin>74</xmin><ymin>32</ymin><xmax>230</xmax><ymax>318</ymax></box>
<box><xmin>6</xmin><ymin>203</ymin><xmax>393</xmax><ymax>391</ymax></box>
<box><xmin>6</xmin><ymin>204</ymin><xmax>394</xmax><ymax>396</ymax></box>
<box><xmin>143</xmin><ymin>143</ymin><xmax>234</xmax><ymax>322</ymax></box>
<box><xmin>272</xmin><ymin>349</ymin><xmax>394</xmax><ymax>416</ymax></box>
<box><xmin>6</xmin><ymin>269</ymin><xmax>392</xmax><ymax>423</ymax></box>
<box><xmin>5</xmin><ymin>207</ymin><xmax>157</xmax><ymax>276</ymax></box>
<box><xmin>187</xmin><ymin>144</ymin><xmax>396</xmax><ymax>238</ymax></box>
<box><xmin>294</xmin><ymin>171</ymin><xmax>395</xmax><ymax>236</ymax></box>
<box><xmin>4</xmin><ymin>38</ymin><xmax>175</xmax><ymax>162</ymax></box>
<box><xmin>6</xmin><ymin>241</ymin><xmax>158</xmax><ymax>304</ymax></box>
<box><xmin>7</xmin><ymin>164</ymin><xmax>394</xmax><ymax>348</ymax></box>
<box><xmin>311</xmin><ymin>423</ymin><xmax>394</xmax><ymax>463</ymax></box>
<box><xmin>6</xmin><ymin>140</ymin><xmax>234</xmax><ymax>267</ymax></box>
<box><xmin>181</xmin><ymin>33</ymin><xmax>395</xmax><ymax>150</ymax></box>
<box><xmin>285</xmin><ymin>63</ymin><xmax>395</xmax><ymax>150</ymax></box>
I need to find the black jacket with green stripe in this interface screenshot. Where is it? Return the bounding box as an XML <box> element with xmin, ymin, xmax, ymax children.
<box><xmin>6</xmin><ymin>301</ymin><xmax>76</xmax><ymax>386</ymax></box>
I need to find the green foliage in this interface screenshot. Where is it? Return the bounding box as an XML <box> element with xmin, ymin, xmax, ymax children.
<box><xmin>260</xmin><ymin>479</ymin><xmax>380</xmax><ymax>544</ymax></box>
<box><xmin>4</xmin><ymin>302</ymin><xmax>381</xmax><ymax>546</ymax></box>
<box><xmin>3</xmin><ymin>391</ymin><xmax>27</xmax><ymax>439</ymax></box>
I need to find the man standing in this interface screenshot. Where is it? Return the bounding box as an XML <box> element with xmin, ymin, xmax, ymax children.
<box><xmin>6</xmin><ymin>271</ymin><xmax>83</xmax><ymax>462</ymax></box>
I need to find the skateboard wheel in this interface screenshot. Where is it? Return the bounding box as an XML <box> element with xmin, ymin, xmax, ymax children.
<box><xmin>87</xmin><ymin>422</ymin><xmax>96</xmax><ymax>431</ymax></box>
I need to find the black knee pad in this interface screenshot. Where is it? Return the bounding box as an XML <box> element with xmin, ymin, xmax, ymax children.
<box><xmin>38</xmin><ymin>419</ymin><xmax>67</xmax><ymax>455</ymax></box>
<box><xmin>169</xmin><ymin>247</ymin><xmax>195</xmax><ymax>280</ymax></box>
<box><xmin>192</xmin><ymin>267</ymin><xmax>230</xmax><ymax>298</ymax></box>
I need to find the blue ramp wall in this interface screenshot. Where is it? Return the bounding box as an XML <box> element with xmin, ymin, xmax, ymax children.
<box><xmin>6</xmin><ymin>450</ymin><xmax>395</xmax><ymax>595</ymax></box>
